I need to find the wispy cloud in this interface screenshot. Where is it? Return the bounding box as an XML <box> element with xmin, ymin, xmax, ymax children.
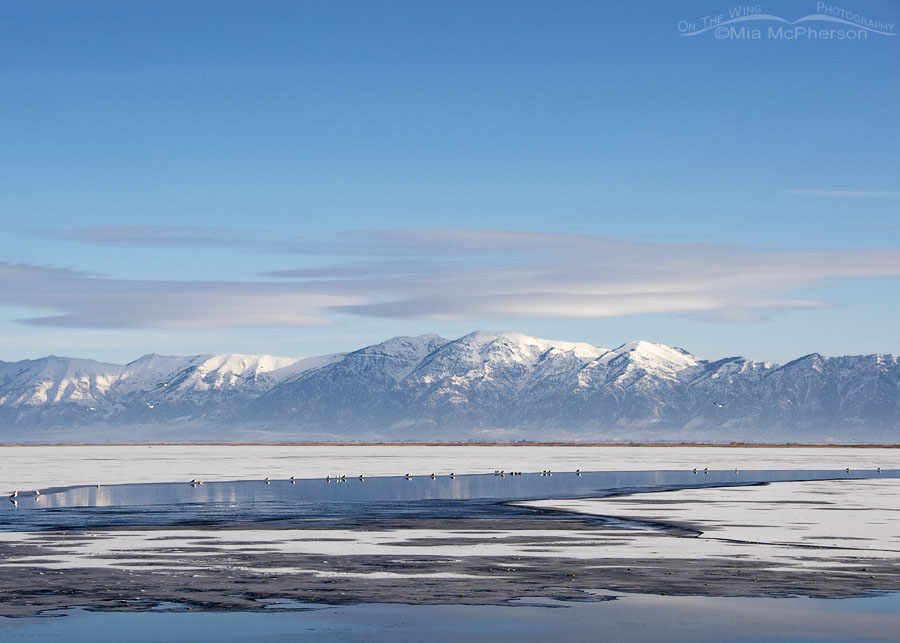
<box><xmin>43</xmin><ymin>226</ymin><xmax>305</xmax><ymax>253</ymax></box>
<box><xmin>785</xmin><ymin>189</ymin><xmax>900</xmax><ymax>198</ymax></box>
<box><xmin>7</xmin><ymin>229</ymin><xmax>900</xmax><ymax>328</ymax></box>
<box><xmin>0</xmin><ymin>263</ymin><xmax>361</xmax><ymax>328</ymax></box>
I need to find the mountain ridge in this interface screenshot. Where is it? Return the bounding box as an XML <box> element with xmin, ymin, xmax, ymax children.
<box><xmin>1</xmin><ymin>331</ymin><xmax>898</xmax><ymax>443</ymax></box>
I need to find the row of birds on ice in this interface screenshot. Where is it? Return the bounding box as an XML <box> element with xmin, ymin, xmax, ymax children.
<box><xmin>7</xmin><ymin>465</ymin><xmax>884</xmax><ymax>506</ymax></box>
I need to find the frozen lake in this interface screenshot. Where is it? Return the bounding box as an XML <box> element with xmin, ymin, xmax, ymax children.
<box><xmin>0</xmin><ymin>467</ymin><xmax>895</xmax><ymax>531</ymax></box>
<box><xmin>1</xmin><ymin>447</ymin><xmax>899</xmax><ymax>640</ymax></box>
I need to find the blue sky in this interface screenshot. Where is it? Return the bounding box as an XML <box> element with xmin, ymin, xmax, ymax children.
<box><xmin>1</xmin><ymin>0</ymin><xmax>898</xmax><ymax>364</ymax></box>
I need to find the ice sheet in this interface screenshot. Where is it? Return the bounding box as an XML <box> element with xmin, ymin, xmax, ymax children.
<box><xmin>520</xmin><ymin>478</ymin><xmax>900</xmax><ymax>557</ymax></box>
<box><xmin>3</xmin><ymin>479</ymin><xmax>899</xmax><ymax>572</ymax></box>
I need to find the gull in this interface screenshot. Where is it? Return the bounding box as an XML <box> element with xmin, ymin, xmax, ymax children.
<box><xmin>35</xmin><ymin>490</ymin><xmax>40</xmax><ymax>497</ymax></box>
<box><xmin>290</xmin><ymin>476</ymin><xmax>295</xmax><ymax>484</ymax></box>
<box><xmin>449</xmin><ymin>473</ymin><xmax>455</xmax><ymax>479</ymax></box>
<box><xmin>405</xmin><ymin>473</ymin><xmax>412</xmax><ymax>480</ymax></box>
<box><xmin>713</xmin><ymin>401</ymin><xmax>725</xmax><ymax>409</ymax></box>
<box><xmin>359</xmin><ymin>475</ymin><xmax>364</xmax><ymax>481</ymax></box>
<box><xmin>576</xmin><ymin>469</ymin><xmax>581</xmax><ymax>476</ymax></box>
<box><xmin>145</xmin><ymin>402</ymin><xmax>155</xmax><ymax>409</ymax></box>
<box><xmin>265</xmin><ymin>477</ymin><xmax>270</xmax><ymax>484</ymax></box>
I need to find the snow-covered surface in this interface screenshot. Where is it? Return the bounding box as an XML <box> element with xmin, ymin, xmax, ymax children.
<box><xmin>520</xmin><ymin>477</ymin><xmax>900</xmax><ymax>557</ymax></box>
<box><xmin>2</xmin><ymin>478</ymin><xmax>898</xmax><ymax>572</ymax></box>
<box><xmin>1</xmin><ymin>445</ymin><xmax>898</xmax><ymax>497</ymax></box>
<box><xmin>1</xmin><ymin>447</ymin><xmax>897</xmax><ymax>578</ymax></box>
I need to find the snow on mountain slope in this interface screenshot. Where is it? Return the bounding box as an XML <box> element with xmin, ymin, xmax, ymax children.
<box><xmin>408</xmin><ymin>331</ymin><xmax>608</xmax><ymax>392</ymax></box>
<box><xmin>1</xmin><ymin>333</ymin><xmax>898</xmax><ymax>442</ymax></box>
<box><xmin>603</xmin><ymin>340</ymin><xmax>701</xmax><ymax>374</ymax></box>
<box><xmin>113</xmin><ymin>352</ymin><xmax>342</xmax><ymax>397</ymax></box>
<box><xmin>245</xmin><ymin>334</ymin><xmax>450</xmax><ymax>426</ymax></box>
<box><xmin>0</xmin><ymin>357</ymin><xmax>123</xmax><ymax>407</ymax></box>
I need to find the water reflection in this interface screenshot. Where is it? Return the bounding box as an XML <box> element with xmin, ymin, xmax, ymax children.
<box><xmin>1</xmin><ymin>469</ymin><xmax>895</xmax><ymax>532</ymax></box>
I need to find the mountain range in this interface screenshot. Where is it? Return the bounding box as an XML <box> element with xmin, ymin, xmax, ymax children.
<box><xmin>1</xmin><ymin>331</ymin><xmax>898</xmax><ymax>443</ymax></box>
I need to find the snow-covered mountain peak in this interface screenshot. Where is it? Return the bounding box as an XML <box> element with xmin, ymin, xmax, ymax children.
<box><xmin>356</xmin><ymin>334</ymin><xmax>447</xmax><ymax>358</ymax></box>
<box><xmin>452</xmin><ymin>330</ymin><xmax>608</xmax><ymax>363</ymax></box>
<box><xmin>605</xmin><ymin>340</ymin><xmax>699</xmax><ymax>367</ymax></box>
<box><xmin>112</xmin><ymin>351</ymin><xmax>341</xmax><ymax>396</ymax></box>
<box><xmin>0</xmin><ymin>356</ymin><xmax>123</xmax><ymax>406</ymax></box>
<box><xmin>333</xmin><ymin>334</ymin><xmax>449</xmax><ymax>383</ymax></box>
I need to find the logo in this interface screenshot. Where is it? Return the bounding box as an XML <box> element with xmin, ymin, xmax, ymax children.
<box><xmin>677</xmin><ymin>3</ymin><xmax>895</xmax><ymax>41</ymax></box>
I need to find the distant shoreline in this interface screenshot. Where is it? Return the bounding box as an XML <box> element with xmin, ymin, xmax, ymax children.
<box><xmin>1</xmin><ymin>442</ymin><xmax>898</xmax><ymax>448</ymax></box>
